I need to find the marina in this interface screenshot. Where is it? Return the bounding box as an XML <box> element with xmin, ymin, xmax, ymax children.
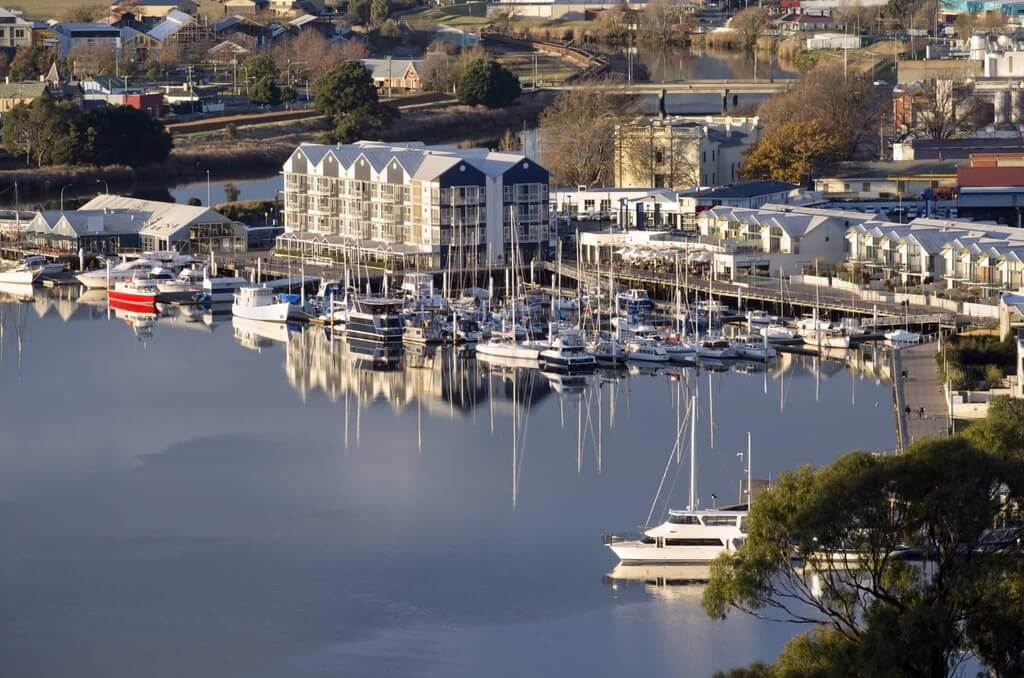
<box><xmin>0</xmin><ymin>284</ymin><xmax>900</xmax><ymax>677</ymax></box>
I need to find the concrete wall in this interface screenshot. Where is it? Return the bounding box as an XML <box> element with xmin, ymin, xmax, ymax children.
<box><xmin>896</xmin><ymin>59</ymin><xmax>983</xmax><ymax>85</ymax></box>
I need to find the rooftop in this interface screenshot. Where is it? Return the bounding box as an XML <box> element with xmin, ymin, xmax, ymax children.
<box><xmin>824</xmin><ymin>160</ymin><xmax>961</xmax><ymax>178</ymax></box>
<box><xmin>682</xmin><ymin>180</ymin><xmax>798</xmax><ymax>200</ymax></box>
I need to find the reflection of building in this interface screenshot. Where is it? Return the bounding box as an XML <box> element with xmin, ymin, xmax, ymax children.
<box><xmin>280</xmin><ymin>141</ymin><xmax>551</xmax><ymax>271</ymax></box>
<box><xmin>282</xmin><ymin>327</ymin><xmax>553</xmax><ymax>413</ymax></box>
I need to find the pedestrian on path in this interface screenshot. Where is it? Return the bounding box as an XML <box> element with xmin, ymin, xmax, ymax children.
<box><xmin>905</xmin><ymin>405</ymin><xmax>911</xmax><ymax>417</ymax></box>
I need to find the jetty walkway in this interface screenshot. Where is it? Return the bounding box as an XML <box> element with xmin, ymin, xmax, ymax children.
<box><xmin>894</xmin><ymin>342</ymin><xmax>950</xmax><ymax>449</ymax></box>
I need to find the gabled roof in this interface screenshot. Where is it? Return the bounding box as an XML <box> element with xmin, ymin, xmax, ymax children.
<box><xmin>147</xmin><ymin>9</ymin><xmax>193</xmax><ymax>41</ymax></box>
<box><xmin>681</xmin><ymin>180</ymin><xmax>797</xmax><ymax>200</ymax></box>
<box><xmin>78</xmin><ymin>194</ymin><xmax>231</xmax><ymax>239</ymax></box>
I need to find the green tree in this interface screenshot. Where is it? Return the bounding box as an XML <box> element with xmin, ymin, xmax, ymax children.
<box><xmin>457</xmin><ymin>58</ymin><xmax>521</xmax><ymax>108</ymax></box>
<box><xmin>370</xmin><ymin>0</ymin><xmax>390</xmax><ymax>25</ymax></box>
<box><xmin>241</xmin><ymin>53</ymin><xmax>278</xmax><ymax>90</ymax></box>
<box><xmin>2</xmin><ymin>97</ymin><xmax>82</xmax><ymax>167</ymax></box>
<box><xmin>250</xmin><ymin>75</ymin><xmax>282</xmax><ymax>106</ymax></box>
<box><xmin>703</xmin><ymin>426</ymin><xmax>1024</xmax><ymax>678</ymax></box>
<box><xmin>348</xmin><ymin>0</ymin><xmax>371</xmax><ymax>24</ymax></box>
<box><xmin>740</xmin><ymin>120</ymin><xmax>842</xmax><ymax>183</ymax></box>
<box><xmin>77</xmin><ymin>105</ymin><xmax>172</xmax><ymax>167</ymax></box>
<box><xmin>313</xmin><ymin>60</ymin><xmax>397</xmax><ymax>143</ymax></box>
<box><xmin>9</xmin><ymin>46</ymin><xmax>56</xmax><ymax>81</ymax></box>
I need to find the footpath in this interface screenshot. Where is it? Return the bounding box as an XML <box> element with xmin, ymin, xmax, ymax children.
<box><xmin>894</xmin><ymin>342</ymin><xmax>950</xmax><ymax>448</ymax></box>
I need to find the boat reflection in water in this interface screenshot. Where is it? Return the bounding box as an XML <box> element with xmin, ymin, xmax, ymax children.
<box><xmin>603</xmin><ymin>563</ymin><xmax>712</xmax><ymax>601</ymax></box>
<box><xmin>232</xmin><ymin>316</ymin><xmax>300</xmax><ymax>351</ymax></box>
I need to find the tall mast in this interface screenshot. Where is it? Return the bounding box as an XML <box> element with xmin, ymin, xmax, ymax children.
<box><xmin>747</xmin><ymin>431</ymin><xmax>752</xmax><ymax>506</ymax></box>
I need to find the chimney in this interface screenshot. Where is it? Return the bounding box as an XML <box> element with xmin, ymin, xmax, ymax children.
<box><xmin>658</xmin><ymin>88</ymin><xmax>667</xmax><ymax>119</ymax></box>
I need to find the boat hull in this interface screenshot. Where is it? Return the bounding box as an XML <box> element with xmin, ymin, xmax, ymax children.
<box><xmin>476</xmin><ymin>341</ymin><xmax>541</xmax><ymax>361</ymax></box>
<box><xmin>540</xmin><ymin>350</ymin><xmax>596</xmax><ymax>372</ymax></box>
<box><xmin>109</xmin><ymin>290</ymin><xmax>158</xmax><ymax>307</ymax></box>
<box><xmin>232</xmin><ymin>301</ymin><xmax>293</xmax><ymax>323</ymax></box>
<box><xmin>0</xmin><ymin>269</ymin><xmax>37</xmax><ymax>285</ymax></box>
<box><xmin>608</xmin><ymin>541</ymin><xmax>729</xmax><ymax>564</ymax></box>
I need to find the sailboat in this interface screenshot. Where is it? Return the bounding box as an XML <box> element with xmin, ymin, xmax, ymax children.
<box><xmin>605</xmin><ymin>395</ymin><xmax>748</xmax><ymax>564</ymax></box>
<box><xmin>476</xmin><ymin>207</ymin><xmax>542</xmax><ymax>363</ymax></box>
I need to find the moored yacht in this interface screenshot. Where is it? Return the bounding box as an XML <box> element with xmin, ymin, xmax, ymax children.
<box><xmin>605</xmin><ymin>508</ymin><xmax>747</xmax><ymax>563</ymax></box>
<box><xmin>885</xmin><ymin>329</ymin><xmax>920</xmax><ymax>347</ymax></box>
<box><xmin>540</xmin><ymin>326</ymin><xmax>596</xmax><ymax>372</ymax></box>
<box><xmin>0</xmin><ymin>256</ymin><xmax>65</xmax><ymax>284</ymax></box>
<box><xmin>627</xmin><ymin>339</ymin><xmax>670</xmax><ymax>363</ymax></box>
<box><xmin>108</xmin><ymin>274</ymin><xmax>161</xmax><ymax>308</ymax></box>
<box><xmin>732</xmin><ymin>334</ymin><xmax>778</xmax><ymax>360</ymax></box>
<box><xmin>77</xmin><ymin>258</ymin><xmax>158</xmax><ymax>290</ymax></box>
<box><xmin>588</xmin><ymin>332</ymin><xmax>627</xmax><ymax>366</ymax></box>
<box><xmin>697</xmin><ymin>335</ymin><xmax>737</xmax><ymax>359</ymax></box>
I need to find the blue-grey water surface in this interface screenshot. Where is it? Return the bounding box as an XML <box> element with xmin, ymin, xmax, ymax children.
<box><xmin>0</xmin><ymin>288</ymin><xmax>896</xmax><ymax>678</ymax></box>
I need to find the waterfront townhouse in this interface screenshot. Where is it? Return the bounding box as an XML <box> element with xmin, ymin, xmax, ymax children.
<box><xmin>280</xmin><ymin>141</ymin><xmax>551</xmax><ymax>271</ymax></box>
<box><xmin>697</xmin><ymin>204</ymin><xmax>870</xmax><ymax>277</ymax></box>
<box><xmin>845</xmin><ymin>218</ymin><xmax>1024</xmax><ymax>291</ymax></box>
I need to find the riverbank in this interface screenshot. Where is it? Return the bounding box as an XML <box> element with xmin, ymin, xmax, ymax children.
<box><xmin>0</xmin><ymin>91</ymin><xmax>554</xmax><ymax>206</ymax></box>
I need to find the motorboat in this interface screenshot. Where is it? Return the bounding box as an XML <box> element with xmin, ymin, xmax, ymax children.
<box><xmin>157</xmin><ymin>267</ymin><xmax>205</xmax><ymax>295</ymax></box>
<box><xmin>455</xmin><ymin>318</ymin><xmax>483</xmax><ymax>344</ymax></box>
<box><xmin>476</xmin><ymin>333</ymin><xmax>542</xmax><ymax>361</ymax></box>
<box><xmin>885</xmin><ymin>329</ymin><xmax>921</xmax><ymax>347</ymax></box>
<box><xmin>659</xmin><ymin>336</ymin><xmax>697</xmax><ymax>362</ymax></box>
<box><xmin>696</xmin><ymin>335</ymin><xmax>737</xmax><ymax>359</ymax></box>
<box><xmin>345</xmin><ymin>295</ymin><xmax>404</xmax><ymax>345</ymax></box>
<box><xmin>401</xmin><ymin>273</ymin><xmax>447</xmax><ymax>311</ymax></box>
<box><xmin>0</xmin><ymin>256</ymin><xmax>65</xmax><ymax>284</ymax></box>
<box><xmin>77</xmin><ymin>258</ymin><xmax>158</xmax><ymax>290</ymax></box>
<box><xmin>588</xmin><ymin>332</ymin><xmax>627</xmax><ymax>366</ymax></box>
<box><xmin>540</xmin><ymin>326</ymin><xmax>596</xmax><ymax>372</ymax></box>
<box><xmin>108</xmin><ymin>274</ymin><xmax>160</xmax><ymax>309</ymax></box>
<box><xmin>231</xmin><ymin>285</ymin><xmax>304</xmax><ymax>323</ymax></box>
<box><xmin>627</xmin><ymin>339</ymin><xmax>670</xmax><ymax>363</ymax></box>
<box><xmin>759</xmin><ymin>324</ymin><xmax>799</xmax><ymax>344</ymax></box>
<box><xmin>201</xmin><ymin>275</ymin><xmax>246</xmax><ymax>305</ymax></box>
<box><xmin>605</xmin><ymin>508</ymin><xmax>747</xmax><ymax>563</ymax></box>
<box><xmin>616</xmin><ymin>288</ymin><xmax>654</xmax><ymax>317</ymax></box>
<box><xmin>732</xmin><ymin>335</ymin><xmax>778</xmax><ymax>361</ymax></box>
<box><xmin>799</xmin><ymin>327</ymin><xmax>852</xmax><ymax>349</ymax></box>
<box><xmin>403</xmin><ymin>319</ymin><xmax>445</xmax><ymax>345</ymax></box>
<box><xmin>745</xmin><ymin>310</ymin><xmax>779</xmax><ymax>327</ymax></box>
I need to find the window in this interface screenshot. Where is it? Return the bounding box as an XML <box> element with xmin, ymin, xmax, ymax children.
<box><xmin>863</xmin><ymin>182</ymin><xmax>870</xmax><ymax>192</ymax></box>
<box><xmin>654</xmin><ymin>149</ymin><xmax>663</xmax><ymax>164</ymax></box>
<box><xmin>701</xmin><ymin>515</ymin><xmax>737</xmax><ymax>526</ymax></box>
<box><xmin>668</xmin><ymin>514</ymin><xmax>699</xmax><ymax>525</ymax></box>
<box><xmin>665</xmin><ymin>538</ymin><xmax>725</xmax><ymax>546</ymax></box>
<box><xmin>702</xmin><ymin>151</ymin><xmax>707</xmax><ymax>163</ymax></box>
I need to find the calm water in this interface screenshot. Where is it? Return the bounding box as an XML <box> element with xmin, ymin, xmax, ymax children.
<box><xmin>0</xmin><ymin>288</ymin><xmax>896</xmax><ymax>678</ymax></box>
<box><xmin>634</xmin><ymin>47</ymin><xmax>799</xmax><ymax>83</ymax></box>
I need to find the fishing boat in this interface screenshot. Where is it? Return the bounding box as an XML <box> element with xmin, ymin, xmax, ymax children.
<box><xmin>540</xmin><ymin>326</ymin><xmax>596</xmax><ymax>372</ymax></box>
<box><xmin>108</xmin><ymin>275</ymin><xmax>160</xmax><ymax>308</ymax></box>
<box><xmin>627</xmin><ymin>339</ymin><xmax>670</xmax><ymax>363</ymax></box>
<box><xmin>231</xmin><ymin>285</ymin><xmax>303</xmax><ymax>323</ymax></box>
<box><xmin>0</xmin><ymin>256</ymin><xmax>65</xmax><ymax>285</ymax></box>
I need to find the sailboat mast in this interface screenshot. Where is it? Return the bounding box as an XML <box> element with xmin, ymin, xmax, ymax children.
<box><xmin>747</xmin><ymin>431</ymin><xmax>752</xmax><ymax>505</ymax></box>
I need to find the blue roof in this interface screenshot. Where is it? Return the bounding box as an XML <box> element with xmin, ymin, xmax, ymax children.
<box><xmin>681</xmin><ymin>180</ymin><xmax>798</xmax><ymax>199</ymax></box>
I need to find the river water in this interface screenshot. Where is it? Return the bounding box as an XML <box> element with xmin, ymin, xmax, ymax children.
<box><xmin>0</xmin><ymin>288</ymin><xmax>896</xmax><ymax>678</ymax></box>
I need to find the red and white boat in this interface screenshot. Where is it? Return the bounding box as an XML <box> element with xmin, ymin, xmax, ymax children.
<box><xmin>108</xmin><ymin>275</ymin><xmax>160</xmax><ymax>308</ymax></box>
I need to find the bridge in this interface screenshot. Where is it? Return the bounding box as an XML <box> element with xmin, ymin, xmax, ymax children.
<box><xmin>546</xmin><ymin>79</ymin><xmax>793</xmax><ymax>95</ymax></box>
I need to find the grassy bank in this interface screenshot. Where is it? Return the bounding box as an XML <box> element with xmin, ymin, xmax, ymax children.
<box><xmin>938</xmin><ymin>332</ymin><xmax>1016</xmax><ymax>390</ymax></box>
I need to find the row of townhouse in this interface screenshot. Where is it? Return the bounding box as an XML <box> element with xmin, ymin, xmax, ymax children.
<box><xmin>280</xmin><ymin>141</ymin><xmax>551</xmax><ymax>271</ymax></box>
<box><xmin>845</xmin><ymin>219</ymin><xmax>1024</xmax><ymax>292</ymax></box>
<box><xmin>696</xmin><ymin>204</ymin><xmax>874</xmax><ymax>277</ymax></box>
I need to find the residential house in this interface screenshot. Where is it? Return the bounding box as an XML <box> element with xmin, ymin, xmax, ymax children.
<box><xmin>53</xmin><ymin>23</ymin><xmax>122</xmax><ymax>58</ymax></box>
<box><xmin>212</xmin><ymin>15</ymin><xmax>270</xmax><ymax>49</ymax></box>
<box><xmin>207</xmin><ymin>39</ymin><xmax>251</xmax><ymax>63</ymax></box>
<box><xmin>147</xmin><ymin>9</ymin><xmax>213</xmax><ymax>52</ymax></box>
<box><xmin>279</xmin><ymin>141</ymin><xmax>551</xmax><ymax>270</ymax></box>
<box><xmin>223</xmin><ymin>0</ymin><xmax>270</xmax><ymax>15</ymax></box>
<box><xmin>361</xmin><ymin>58</ymin><xmax>424</xmax><ymax>94</ymax></box>
<box><xmin>269</xmin><ymin>0</ymin><xmax>326</xmax><ymax>15</ymax></box>
<box><xmin>109</xmin><ymin>0</ymin><xmax>198</xmax><ymax>22</ymax></box>
<box><xmin>0</xmin><ymin>8</ymin><xmax>33</xmax><ymax>50</ymax></box>
<box><xmin>697</xmin><ymin>203</ymin><xmax>871</xmax><ymax>277</ymax></box>
<box><xmin>0</xmin><ymin>63</ymin><xmax>80</xmax><ymax>114</ymax></box>
<box><xmin>82</xmin><ymin>76</ymin><xmax>163</xmax><ymax>115</ymax></box>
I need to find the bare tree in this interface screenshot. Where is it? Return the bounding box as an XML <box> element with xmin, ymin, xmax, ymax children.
<box><xmin>913</xmin><ymin>78</ymin><xmax>986</xmax><ymax>139</ymax></box>
<box><xmin>68</xmin><ymin>42</ymin><xmax>117</xmax><ymax>77</ymax></box>
<box><xmin>421</xmin><ymin>44</ymin><xmax>487</xmax><ymax>94</ymax></box>
<box><xmin>539</xmin><ymin>84</ymin><xmax>634</xmax><ymax>187</ymax></box>
<box><xmin>638</xmin><ymin>0</ymin><xmax>696</xmax><ymax>45</ymax></box>
<box><xmin>729</xmin><ymin>7</ymin><xmax>771</xmax><ymax>51</ymax></box>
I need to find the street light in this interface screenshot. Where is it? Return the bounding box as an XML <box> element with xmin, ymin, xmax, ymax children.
<box><xmin>60</xmin><ymin>183</ymin><xmax>72</xmax><ymax>212</ymax></box>
<box><xmin>96</xmin><ymin>179</ymin><xmax>109</xmax><ymax>195</ymax></box>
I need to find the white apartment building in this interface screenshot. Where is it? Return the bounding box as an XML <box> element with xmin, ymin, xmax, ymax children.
<box><xmin>280</xmin><ymin>141</ymin><xmax>551</xmax><ymax>271</ymax></box>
